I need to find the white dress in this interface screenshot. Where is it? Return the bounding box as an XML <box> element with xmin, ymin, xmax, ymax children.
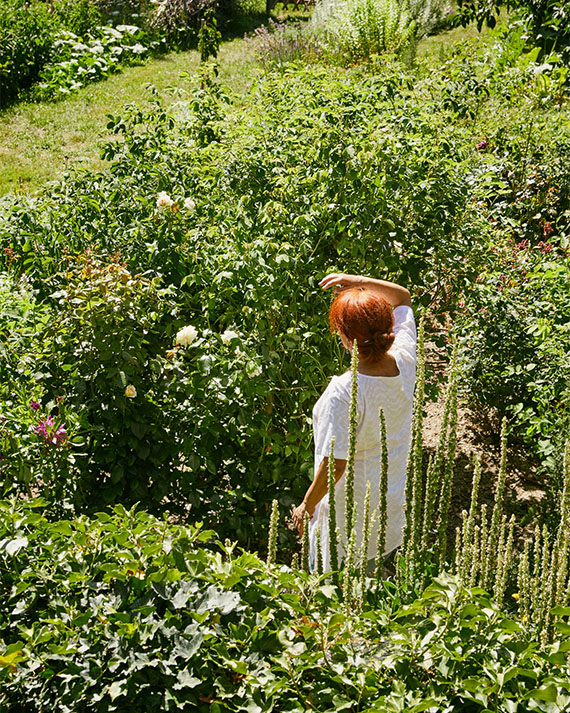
<box><xmin>308</xmin><ymin>305</ymin><xmax>417</xmax><ymax>572</ymax></box>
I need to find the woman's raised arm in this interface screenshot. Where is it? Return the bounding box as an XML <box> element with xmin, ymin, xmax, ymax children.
<box><xmin>319</xmin><ymin>273</ymin><xmax>412</xmax><ymax>308</ymax></box>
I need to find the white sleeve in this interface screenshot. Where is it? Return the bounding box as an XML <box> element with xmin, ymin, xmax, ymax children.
<box><xmin>319</xmin><ymin>385</ymin><xmax>352</xmax><ymax>461</ymax></box>
<box><xmin>391</xmin><ymin>305</ymin><xmax>417</xmax><ymax>400</ymax></box>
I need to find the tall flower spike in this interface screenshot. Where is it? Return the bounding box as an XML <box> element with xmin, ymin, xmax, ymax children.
<box><xmin>403</xmin><ymin>316</ymin><xmax>425</xmax><ymax>570</ymax></box>
<box><xmin>465</xmin><ymin>454</ymin><xmax>482</xmax><ymax>560</ymax></box>
<box><xmin>494</xmin><ymin>513</ymin><xmax>508</xmax><ymax>600</ymax></box>
<box><xmin>496</xmin><ymin>514</ymin><xmax>515</xmax><ymax>608</ymax></box>
<box><xmin>479</xmin><ymin>503</ymin><xmax>489</xmax><ymax>586</ymax></box>
<box><xmin>344</xmin><ymin>341</ymin><xmax>359</xmax><ymax>574</ymax></box>
<box><xmin>531</xmin><ymin>523</ymin><xmax>542</xmax><ymax>623</ymax></box>
<box><xmin>410</xmin><ymin>316</ymin><xmax>426</xmax><ymax>577</ymax></box>
<box><xmin>486</xmin><ymin>418</ymin><xmax>508</xmax><ymax>590</ymax></box>
<box><xmin>328</xmin><ymin>437</ymin><xmax>339</xmax><ymax>585</ymax></box>
<box><xmin>436</xmin><ymin>361</ymin><xmax>459</xmax><ymax>568</ymax></box>
<box><xmin>267</xmin><ymin>499</ymin><xmax>279</xmax><ymax>566</ymax></box>
<box><xmin>518</xmin><ymin>540</ymin><xmax>531</xmax><ymax>622</ymax></box>
<box><xmin>316</xmin><ymin>526</ymin><xmax>323</xmax><ymax>576</ymax></box>
<box><xmin>291</xmin><ymin>552</ymin><xmax>299</xmax><ymax>570</ymax></box>
<box><xmin>469</xmin><ymin>524</ymin><xmax>480</xmax><ymax>588</ymax></box>
<box><xmin>424</xmin><ymin>343</ymin><xmax>457</xmax><ymax>556</ymax></box>
<box><xmin>301</xmin><ymin>513</ymin><xmax>310</xmax><ymax>573</ymax></box>
<box><xmin>359</xmin><ymin>480</ymin><xmax>372</xmax><ymax>592</ymax></box>
<box><xmin>538</xmin><ymin>523</ymin><xmax>550</xmax><ymax>632</ymax></box>
<box><xmin>375</xmin><ymin>408</ymin><xmax>389</xmax><ymax>581</ymax></box>
<box><xmin>457</xmin><ymin>510</ymin><xmax>464</xmax><ymax>583</ymax></box>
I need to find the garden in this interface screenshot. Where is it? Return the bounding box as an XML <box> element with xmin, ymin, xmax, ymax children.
<box><xmin>1</xmin><ymin>0</ymin><xmax>570</xmax><ymax>709</ymax></box>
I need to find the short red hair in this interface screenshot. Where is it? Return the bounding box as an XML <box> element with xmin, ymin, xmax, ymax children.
<box><xmin>329</xmin><ymin>288</ymin><xmax>395</xmax><ymax>362</ymax></box>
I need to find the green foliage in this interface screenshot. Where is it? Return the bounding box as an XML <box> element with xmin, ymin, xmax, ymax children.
<box><xmin>0</xmin><ymin>0</ymin><xmax>58</xmax><ymax>107</ymax></box>
<box><xmin>0</xmin><ymin>63</ymin><xmax>487</xmax><ymax>546</ymax></box>
<box><xmin>32</xmin><ymin>25</ymin><xmax>152</xmax><ymax>101</ymax></box>
<box><xmin>313</xmin><ymin>0</ymin><xmax>417</xmax><ymax>62</ymax></box>
<box><xmin>2</xmin><ymin>498</ymin><xmax>570</xmax><ymax>712</ymax></box>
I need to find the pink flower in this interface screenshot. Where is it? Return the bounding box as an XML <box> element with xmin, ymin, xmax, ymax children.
<box><xmin>543</xmin><ymin>221</ymin><xmax>554</xmax><ymax>237</ymax></box>
<box><xmin>30</xmin><ymin>400</ymin><xmax>41</xmax><ymax>411</ymax></box>
<box><xmin>35</xmin><ymin>416</ymin><xmax>67</xmax><ymax>446</ymax></box>
<box><xmin>476</xmin><ymin>140</ymin><xmax>489</xmax><ymax>151</ymax></box>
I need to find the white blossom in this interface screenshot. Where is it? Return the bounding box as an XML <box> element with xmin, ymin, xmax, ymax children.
<box><xmin>184</xmin><ymin>197</ymin><xmax>196</xmax><ymax>212</ymax></box>
<box><xmin>221</xmin><ymin>330</ymin><xmax>239</xmax><ymax>345</ymax></box>
<box><xmin>247</xmin><ymin>364</ymin><xmax>262</xmax><ymax>378</ymax></box>
<box><xmin>156</xmin><ymin>191</ymin><xmax>174</xmax><ymax>210</ymax></box>
<box><xmin>176</xmin><ymin>325</ymin><xmax>198</xmax><ymax>347</ymax></box>
<box><xmin>125</xmin><ymin>384</ymin><xmax>137</xmax><ymax>398</ymax></box>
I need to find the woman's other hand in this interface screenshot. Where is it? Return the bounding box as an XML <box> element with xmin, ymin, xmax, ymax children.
<box><xmin>319</xmin><ymin>273</ymin><xmax>365</xmax><ymax>293</ymax></box>
<box><xmin>291</xmin><ymin>502</ymin><xmax>310</xmax><ymax>537</ymax></box>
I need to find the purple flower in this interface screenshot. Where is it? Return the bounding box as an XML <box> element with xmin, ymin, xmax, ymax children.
<box><xmin>476</xmin><ymin>140</ymin><xmax>489</xmax><ymax>151</ymax></box>
<box><xmin>35</xmin><ymin>416</ymin><xmax>67</xmax><ymax>446</ymax></box>
<box><xmin>30</xmin><ymin>400</ymin><xmax>41</xmax><ymax>411</ymax></box>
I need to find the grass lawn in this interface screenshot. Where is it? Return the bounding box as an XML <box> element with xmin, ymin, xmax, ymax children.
<box><xmin>0</xmin><ymin>38</ymin><xmax>260</xmax><ymax>196</ymax></box>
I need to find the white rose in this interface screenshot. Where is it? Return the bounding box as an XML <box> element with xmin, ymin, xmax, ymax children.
<box><xmin>125</xmin><ymin>384</ymin><xmax>137</xmax><ymax>398</ymax></box>
<box><xmin>221</xmin><ymin>329</ymin><xmax>239</xmax><ymax>345</ymax></box>
<box><xmin>156</xmin><ymin>191</ymin><xmax>174</xmax><ymax>209</ymax></box>
<box><xmin>176</xmin><ymin>325</ymin><xmax>198</xmax><ymax>347</ymax></box>
<box><xmin>184</xmin><ymin>197</ymin><xmax>196</xmax><ymax>212</ymax></box>
<box><xmin>247</xmin><ymin>365</ymin><xmax>262</xmax><ymax>378</ymax></box>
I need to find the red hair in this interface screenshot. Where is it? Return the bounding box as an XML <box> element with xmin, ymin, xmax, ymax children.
<box><xmin>329</xmin><ymin>288</ymin><xmax>395</xmax><ymax>362</ymax></box>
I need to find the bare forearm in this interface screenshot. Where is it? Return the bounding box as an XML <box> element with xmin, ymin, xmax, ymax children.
<box><xmin>357</xmin><ymin>277</ymin><xmax>412</xmax><ymax>308</ymax></box>
<box><xmin>319</xmin><ymin>273</ymin><xmax>411</xmax><ymax>307</ymax></box>
<box><xmin>302</xmin><ymin>457</ymin><xmax>346</xmax><ymax>515</ymax></box>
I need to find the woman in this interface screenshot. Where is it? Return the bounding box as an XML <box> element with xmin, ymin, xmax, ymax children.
<box><xmin>291</xmin><ymin>273</ymin><xmax>416</xmax><ymax>573</ymax></box>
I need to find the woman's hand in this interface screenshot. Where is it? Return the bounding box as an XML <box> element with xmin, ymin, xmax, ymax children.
<box><xmin>319</xmin><ymin>273</ymin><xmax>365</xmax><ymax>293</ymax></box>
<box><xmin>291</xmin><ymin>502</ymin><xmax>311</xmax><ymax>537</ymax></box>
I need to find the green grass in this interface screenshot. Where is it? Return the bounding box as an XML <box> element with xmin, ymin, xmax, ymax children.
<box><xmin>0</xmin><ymin>38</ymin><xmax>260</xmax><ymax>196</ymax></box>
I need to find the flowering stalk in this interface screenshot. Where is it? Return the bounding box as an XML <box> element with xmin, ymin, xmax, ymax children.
<box><xmin>328</xmin><ymin>437</ymin><xmax>339</xmax><ymax>585</ymax></box>
<box><xmin>531</xmin><ymin>524</ymin><xmax>542</xmax><ymax>624</ymax></box>
<box><xmin>485</xmin><ymin>418</ymin><xmax>508</xmax><ymax>590</ymax></box>
<box><xmin>359</xmin><ymin>481</ymin><xmax>372</xmax><ymax>592</ymax></box>
<box><xmin>518</xmin><ymin>540</ymin><xmax>531</xmax><ymax>622</ymax></box>
<box><xmin>465</xmin><ymin>455</ymin><xmax>482</xmax><ymax>563</ymax></box>
<box><xmin>479</xmin><ymin>503</ymin><xmax>489</xmax><ymax>586</ymax></box>
<box><xmin>454</xmin><ymin>518</ymin><xmax>464</xmax><ymax>578</ymax></box>
<box><xmin>493</xmin><ymin>513</ymin><xmax>508</xmax><ymax>600</ymax></box>
<box><xmin>291</xmin><ymin>553</ymin><xmax>299</xmax><ymax>570</ymax></box>
<box><xmin>267</xmin><ymin>499</ymin><xmax>279</xmax><ymax>566</ymax></box>
<box><xmin>469</xmin><ymin>524</ymin><xmax>480</xmax><ymax>588</ymax></box>
<box><xmin>496</xmin><ymin>515</ymin><xmax>515</xmax><ymax>608</ymax></box>
<box><xmin>403</xmin><ymin>316</ymin><xmax>425</xmax><ymax>587</ymax></box>
<box><xmin>538</xmin><ymin>523</ymin><xmax>550</xmax><ymax>633</ymax></box>
<box><xmin>316</xmin><ymin>526</ymin><xmax>323</xmax><ymax>575</ymax></box>
<box><xmin>345</xmin><ymin>343</ymin><xmax>359</xmax><ymax>557</ymax></box>
<box><xmin>375</xmin><ymin>408</ymin><xmax>389</xmax><ymax>581</ymax></box>
<box><xmin>301</xmin><ymin>513</ymin><xmax>310</xmax><ymax>573</ymax></box>
<box><xmin>436</xmin><ymin>367</ymin><xmax>458</xmax><ymax>569</ymax></box>
<box><xmin>424</xmin><ymin>345</ymin><xmax>456</xmax><ymax>557</ymax></box>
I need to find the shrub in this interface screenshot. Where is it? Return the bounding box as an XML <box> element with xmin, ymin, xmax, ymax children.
<box><xmin>312</xmin><ymin>0</ymin><xmax>416</xmax><ymax>62</ymax></box>
<box><xmin>0</xmin><ymin>0</ymin><xmax>58</xmax><ymax>107</ymax></box>
<box><xmin>2</xmin><ymin>499</ymin><xmax>570</xmax><ymax>712</ymax></box>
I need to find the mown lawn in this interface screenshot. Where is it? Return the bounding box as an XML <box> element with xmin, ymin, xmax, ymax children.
<box><xmin>0</xmin><ymin>38</ymin><xmax>260</xmax><ymax>196</ymax></box>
